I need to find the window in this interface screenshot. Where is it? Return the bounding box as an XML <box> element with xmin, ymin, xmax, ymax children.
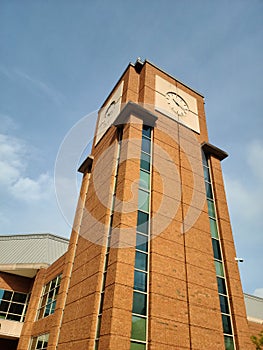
<box><xmin>38</xmin><ymin>275</ymin><xmax>61</xmax><ymax>319</ymax></box>
<box><xmin>30</xmin><ymin>334</ymin><xmax>49</xmax><ymax>350</ymax></box>
<box><xmin>131</xmin><ymin>125</ymin><xmax>152</xmax><ymax>348</ymax></box>
<box><xmin>94</xmin><ymin>128</ymin><xmax>123</xmax><ymax>347</ymax></box>
<box><xmin>0</xmin><ymin>289</ymin><xmax>29</xmax><ymax>322</ymax></box>
<box><xmin>202</xmin><ymin>153</ymin><xmax>235</xmax><ymax>349</ymax></box>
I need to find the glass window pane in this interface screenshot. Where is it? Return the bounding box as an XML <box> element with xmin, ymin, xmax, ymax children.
<box><xmin>36</xmin><ymin>340</ymin><xmax>43</xmax><ymax>349</ymax></box>
<box><xmin>205</xmin><ymin>182</ymin><xmax>213</xmax><ymax>199</ymax></box>
<box><xmin>131</xmin><ymin>315</ymin><xmax>146</xmax><ymax>341</ymax></box>
<box><xmin>43</xmin><ymin>284</ymin><xmax>49</xmax><ymax>294</ymax></box>
<box><xmin>142</xmin><ymin>125</ymin><xmax>151</xmax><ymax>138</ymax></box>
<box><xmin>132</xmin><ymin>292</ymin><xmax>147</xmax><ymax>315</ymax></box>
<box><xmin>136</xmin><ymin>234</ymin><xmax>148</xmax><ymax>252</ymax></box>
<box><xmin>7</xmin><ymin>314</ymin><xmax>21</xmax><ymax>321</ymax></box>
<box><xmin>210</xmin><ymin>218</ymin><xmax>219</xmax><ymax>239</ymax></box>
<box><xmin>50</xmin><ymin>279</ymin><xmax>56</xmax><ymax>290</ymax></box>
<box><xmin>96</xmin><ymin>315</ymin><xmax>101</xmax><ymax>338</ymax></box>
<box><xmin>130</xmin><ymin>341</ymin><xmax>146</xmax><ymax>350</ymax></box>
<box><xmin>141</xmin><ymin>137</ymin><xmax>151</xmax><ymax>154</ymax></box>
<box><xmin>220</xmin><ymin>295</ymin><xmax>229</xmax><ymax>314</ymax></box>
<box><xmin>44</xmin><ymin>304</ymin><xmax>51</xmax><ymax>317</ymax></box>
<box><xmin>139</xmin><ymin>170</ymin><xmax>150</xmax><ymax>190</ymax></box>
<box><xmin>137</xmin><ymin>211</ymin><xmax>149</xmax><ymax>234</ymax></box>
<box><xmin>140</xmin><ymin>153</ymin><xmax>150</xmax><ymax>172</ymax></box>
<box><xmin>202</xmin><ymin>152</ymin><xmax>208</xmax><ymax>166</ymax></box>
<box><xmin>207</xmin><ymin>200</ymin><xmax>216</xmax><ymax>217</ymax></box>
<box><xmin>212</xmin><ymin>239</ymin><xmax>222</xmax><ymax>261</ymax></box>
<box><xmin>51</xmin><ymin>301</ymin><xmax>56</xmax><ymax>313</ymax></box>
<box><xmin>203</xmin><ymin>165</ymin><xmax>210</xmax><ymax>181</ymax></box>
<box><xmin>224</xmin><ymin>336</ymin><xmax>235</xmax><ymax>350</ymax></box>
<box><xmin>56</xmin><ymin>275</ymin><xmax>62</xmax><ymax>285</ymax></box>
<box><xmin>217</xmin><ymin>277</ymin><xmax>227</xmax><ymax>295</ymax></box>
<box><xmin>135</xmin><ymin>251</ymin><xmax>147</xmax><ymax>271</ymax></box>
<box><xmin>138</xmin><ymin>190</ymin><xmax>149</xmax><ymax>212</ymax></box>
<box><xmin>0</xmin><ymin>312</ymin><xmax>6</xmax><ymax>319</ymax></box>
<box><xmin>13</xmin><ymin>292</ymin><xmax>27</xmax><ymax>303</ymax></box>
<box><xmin>0</xmin><ymin>301</ymin><xmax>9</xmax><ymax>312</ymax></box>
<box><xmin>215</xmin><ymin>261</ymin><xmax>224</xmax><ymax>277</ymax></box>
<box><xmin>222</xmin><ymin>314</ymin><xmax>232</xmax><ymax>334</ymax></box>
<box><xmin>2</xmin><ymin>291</ymin><xmax>12</xmax><ymax>301</ymax></box>
<box><xmin>134</xmin><ymin>271</ymin><xmax>147</xmax><ymax>292</ymax></box>
<box><xmin>0</xmin><ymin>289</ymin><xmax>4</xmax><ymax>300</ymax></box>
<box><xmin>9</xmin><ymin>303</ymin><xmax>24</xmax><ymax>315</ymax></box>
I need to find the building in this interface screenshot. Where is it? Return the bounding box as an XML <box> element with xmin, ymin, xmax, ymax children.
<box><xmin>0</xmin><ymin>59</ymin><xmax>262</xmax><ymax>350</ymax></box>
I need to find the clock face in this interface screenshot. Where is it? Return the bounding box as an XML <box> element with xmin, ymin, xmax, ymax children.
<box><xmin>166</xmin><ymin>92</ymin><xmax>189</xmax><ymax>117</ymax></box>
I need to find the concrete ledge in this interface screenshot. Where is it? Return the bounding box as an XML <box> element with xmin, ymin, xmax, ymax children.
<box><xmin>0</xmin><ymin>319</ymin><xmax>23</xmax><ymax>339</ymax></box>
<box><xmin>202</xmin><ymin>142</ymin><xmax>228</xmax><ymax>161</ymax></box>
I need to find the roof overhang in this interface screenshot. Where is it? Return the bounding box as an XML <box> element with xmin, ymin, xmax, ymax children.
<box><xmin>78</xmin><ymin>155</ymin><xmax>94</xmax><ymax>174</ymax></box>
<box><xmin>202</xmin><ymin>142</ymin><xmax>228</xmax><ymax>161</ymax></box>
<box><xmin>0</xmin><ymin>263</ymin><xmax>49</xmax><ymax>278</ymax></box>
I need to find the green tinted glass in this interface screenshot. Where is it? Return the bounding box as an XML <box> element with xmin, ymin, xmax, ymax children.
<box><xmin>224</xmin><ymin>336</ymin><xmax>235</xmax><ymax>350</ymax></box>
<box><xmin>134</xmin><ymin>271</ymin><xmax>147</xmax><ymax>292</ymax></box>
<box><xmin>205</xmin><ymin>182</ymin><xmax>213</xmax><ymax>199</ymax></box>
<box><xmin>131</xmin><ymin>315</ymin><xmax>146</xmax><ymax>341</ymax></box>
<box><xmin>215</xmin><ymin>261</ymin><xmax>224</xmax><ymax>277</ymax></box>
<box><xmin>209</xmin><ymin>218</ymin><xmax>219</xmax><ymax>238</ymax></box>
<box><xmin>207</xmin><ymin>200</ymin><xmax>216</xmax><ymax>218</ymax></box>
<box><xmin>139</xmin><ymin>170</ymin><xmax>150</xmax><ymax>190</ymax></box>
<box><xmin>140</xmin><ymin>153</ymin><xmax>150</xmax><ymax>172</ymax></box>
<box><xmin>132</xmin><ymin>292</ymin><xmax>147</xmax><ymax>315</ymax></box>
<box><xmin>222</xmin><ymin>314</ymin><xmax>232</xmax><ymax>334</ymax></box>
<box><xmin>137</xmin><ymin>211</ymin><xmax>149</xmax><ymax>234</ymax></box>
<box><xmin>135</xmin><ymin>251</ymin><xmax>147</xmax><ymax>271</ymax></box>
<box><xmin>138</xmin><ymin>190</ymin><xmax>149</xmax><ymax>212</ymax></box>
<box><xmin>136</xmin><ymin>234</ymin><xmax>148</xmax><ymax>252</ymax></box>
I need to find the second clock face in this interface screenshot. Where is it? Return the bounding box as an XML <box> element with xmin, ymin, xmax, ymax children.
<box><xmin>166</xmin><ymin>92</ymin><xmax>189</xmax><ymax>117</ymax></box>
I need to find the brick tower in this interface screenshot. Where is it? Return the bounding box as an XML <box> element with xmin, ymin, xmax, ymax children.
<box><xmin>55</xmin><ymin>59</ymin><xmax>252</xmax><ymax>349</ymax></box>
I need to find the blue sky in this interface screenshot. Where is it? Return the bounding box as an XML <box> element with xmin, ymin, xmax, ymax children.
<box><xmin>0</xmin><ymin>0</ymin><xmax>262</xmax><ymax>296</ymax></box>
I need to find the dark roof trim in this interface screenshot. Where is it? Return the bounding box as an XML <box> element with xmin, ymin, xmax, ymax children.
<box><xmin>78</xmin><ymin>155</ymin><xmax>94</xmax><ymax>174</ymax></box>
<box><xmin>114</xmin><ymin>102</ymin><xmax>158</xmax><ymax>127</ymax></box>
<box><xmin>202</xmin><ymin>142</ymin><xmax>228</xmax><ymax>161</ymax></box>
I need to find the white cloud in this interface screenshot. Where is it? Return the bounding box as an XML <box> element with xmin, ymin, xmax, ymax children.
<box><xmin>0</xmin><ymin>132</ymin><xmax>53</xmax><ymax>202</ymax></box>
<box><xmin>254</xmin><ymin>288</ymin><xmax>263</xmax><ymax>298</ymax></box>
<box><xmin>10</xmin><ymin>173</ymin><xmax>53</xmax><ymax>201</ymax></box>
<box><xmin>0</xmin><ymin>134</ymin><xmax>25</xmax><ymax>186</ymax></box>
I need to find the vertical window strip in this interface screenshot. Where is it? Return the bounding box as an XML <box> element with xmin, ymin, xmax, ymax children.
<box><xmin>202</xmin><ymin>155</ymin><xmax>235</xmax><ymax>350</ymax></box>
<box><xmin>94</xmin><ymin>128</ymin><xmax>123</xmax><ymax>350</ymax></box>
<box><xmin>130</xmin><ymin>125</ymin><xmax>152</xmax><ymax>350</ymax></box>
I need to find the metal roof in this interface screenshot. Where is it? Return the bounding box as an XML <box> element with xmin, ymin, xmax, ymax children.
<box><xmin>0</xmin><ymin>233</ymin><xmax>69</xmax><ymax>277</ymax></box>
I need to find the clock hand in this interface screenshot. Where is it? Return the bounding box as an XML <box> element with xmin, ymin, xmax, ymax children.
<box><xmin>173</xmin><ymin>98</ymin><xmax>185</xmax><ymax>112</ymax></box>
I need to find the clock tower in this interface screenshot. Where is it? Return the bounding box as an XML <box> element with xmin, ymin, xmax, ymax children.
<box><xmin>56</xmin><ymin>59</ymin><xmax>253</xmax><ymax>350</ymax></box>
